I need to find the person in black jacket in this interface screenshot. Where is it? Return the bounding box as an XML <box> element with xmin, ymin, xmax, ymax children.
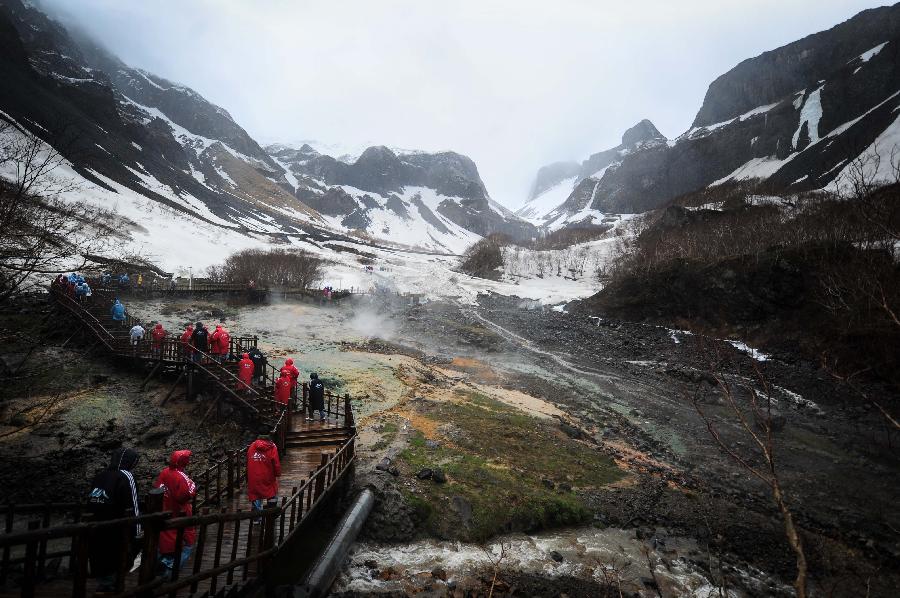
<box><xmin>87</xmin><ymin>448</ymin><xmax>142</xmax><ymax>593</ymax></box>
<box><xmin>308</xmin><ymin>372</ymin><xmax>326</xmax><ymax>422</ymax></box>
<box><xmin>247</xmin><ymin>346</ymin><xmax>266</xmax><ymax>384</ymax></box>
<box><xmin>190</xmin><ymin>322</ymin><xmax>209</xmax><ymax>362</ymax></box>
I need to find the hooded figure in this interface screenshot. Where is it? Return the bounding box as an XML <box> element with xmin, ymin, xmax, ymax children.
<box><xmin>213</xmin><ymin>326</ymin><xmax>231</xmax><ymax>359</ymax></box>
<box><xmin>191</xmin><ymin>322</ymin><xmax>209</xmax><ymax>357</ymax></box>
<box><xmin>247</xmin><ymin>347</ymin><xmax>266</xmax><ymax>383</ymax></box>
<box><xmin>274</xmin><ymin>372</ymin><xmax>292</xmax><ymax>406</ymax></box>
<box><xmin>237</xmin><ymin>352</ymin><xmax>255</xmax><ymax>390</ymax></box>
<box><xmin>246</xmin><ymin>435</ymin><xmax>281</xmax><ymax>509</ymax></box>
<box><xmin>280</xmin><ymin>358</ymin><xmax>299</xmax><ymax>389</ymax></box>
<box><xmin>151</xmin><ymin>323</ymin><xmax>167</xmax><ymax>352</ymax></box>
<box><xmin>153</xmin><ymin>450</ymin><xmax>197</xmax><ymax>569</ymax></box>
<box><xmin>87</xmin><ymin>448</ymin><xmax>141</xmax><ymax>590</ymax></box>
<box><xmin>111</xmin><ymin>300</ymin><xmax>126</xmax><ymax>322</ymax></box>
<box><xmin>180</xmin><ymin>324</ymin><xmax>194</xmax><ymax>358</ymax></box>
<box><xmin>308</xmin><ymin>372</ymin><xmax>326</xmax><ymax>422</ymax></box>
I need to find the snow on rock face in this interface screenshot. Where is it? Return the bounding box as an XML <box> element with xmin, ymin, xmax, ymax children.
<box><xmin>521</xmin><ymin>119</ymin><xmax>665</xmax><ymax>227</ymax></box>
<box><xmin>270</xmin><ymin>142</ymin><xmax>536</xmax><ymax>249</ymax></box>
<box><xmin>792</xmin><ymin>86</ymin><xmax>824</xmax><ymax>149</ymax></box>
<box><xmin>858</xmin><ymin>41</ymin><xmax>889</xmax><ymax>63</ymax></box>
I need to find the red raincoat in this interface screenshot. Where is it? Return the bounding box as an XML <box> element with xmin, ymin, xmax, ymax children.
<box><xmin>151</xmin><ymin>323</ymin><xmax>167</xmax><ymax>348</ymax></box>
<box><xmin>153</xmin><ymin>450</ymin><xmax>197</xmax><ymax>553</ymax></box>
<box><xmin>237</xmin><ymin>353</ymin><xmax>254</xmax><ymax>389</ymax></box>
<box><xmin>210</xmin><ymin>326</ymin><xmax>230</xmax><ymax>356</ymax></box>
<box><xmin>180</xmin><ymin>326</ymin><xmax>194</xmax><ymax>356</ymax></box>
<box><xmin>279</xmin><ymin>359</ymin><xmax>299</xmax><ymax>389</ymax></box>
<box><xmin>246</xmin><ymin>439</ymin><xmax>281</xmax><ymax>502</ymax></box>
<box><xmin>274</xmin><ymin>375</ymin><xmax>292</xmax><ymax>405</ymax></box>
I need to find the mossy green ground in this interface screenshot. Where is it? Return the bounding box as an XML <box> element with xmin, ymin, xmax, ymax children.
<box><xmin>396</xmin><ymin>388</ymin><xmax>623</xmax><ymax>542</ymax></box>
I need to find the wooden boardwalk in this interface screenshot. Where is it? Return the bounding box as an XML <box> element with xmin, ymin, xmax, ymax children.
<box><xmin>0</xmin><ymin>285</ymin><xmax>357</xmax><ymax>598</ymax></box>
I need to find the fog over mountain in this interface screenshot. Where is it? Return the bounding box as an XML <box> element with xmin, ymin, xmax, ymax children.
<box><xmin>34</xmin><ymin>0</ymin><xmax>888</xmax><ymax>208</ymax></box>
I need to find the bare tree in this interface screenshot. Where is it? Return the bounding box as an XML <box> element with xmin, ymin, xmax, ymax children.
<box><xmin>0</xmin><ymin>120</ymin><xmax>119</xmax><ymax>300</ymax></box>
<box><xmin>688</xmin><ymin>342</ymin><xmax>808</xmax><ymax>598</ymax></box>
<box><xmin>207</xmin><ymin>247</ymin><xmax>323</xmax><ymax>288</ymax></box>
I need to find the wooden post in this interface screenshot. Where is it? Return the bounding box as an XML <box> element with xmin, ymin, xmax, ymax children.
<box><xmin>227</xmin><ymin>455</ymin><xmax>235</xmax><ymax>499</ymax></box>
<box><xmin>344</xmin><ymin>393</ymin><xmax>353</xmax><ymax>428</ymax></box>
<box><xmin>314</xmin><ymin>453</ymin><xmax>328</xmax><ymax>499</ymax></box>
<box><xmin>259</xmin><ymin>508</ymin><xmax>277</xmax><ymax>583</ymax></box>
<box><xmin>302</xmin><ymin>382</ymin><xmax>310</xmax><ymax>418</ymax></box>
<box><xmin>1</xmin><ymin>505</ymin><xmax>13</xmax><ymax>584</ymax></box>
<box><xmin>138</xmin><ymin>490</ymin><xmax>165</xmax><ymax>593</ymax></box>
<box><xmin>71</xmin><ymin>530</ymin><xmax>90</xmax><ymax>598</ymax></box>
<box><xmin>22</xmin><ymin>520</ymin><xmax>39</xmax><ymax>598</ymax></box>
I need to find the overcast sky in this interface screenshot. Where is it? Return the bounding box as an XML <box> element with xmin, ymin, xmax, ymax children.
<box><xmin>39</xmin><ymin>0</ymin><xmax>890</xmax><ymax>208</ymax></box>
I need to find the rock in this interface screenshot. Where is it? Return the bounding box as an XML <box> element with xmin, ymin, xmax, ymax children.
<box><xmin>387</xmin><ymin>466</ymin><xmax>400</xmax><ymax>477</ymax></box>
<box><xmin>364</xmin><ymin>559</ymin><xmax>378</xmax><ymax>569</ymax></box>
<box><xmin>141</xmin><ymin>425</ymin><xmax>173</xmax><ymax>443</ymax></box>
<box><xmin>560</xmin><ymin>423</ymin><xmax>585</xmax><ymax>439</ymax></box>
<box><xmin>375</xmin><ymin>458</ymin><xmax>391</xmax><ymax>472</ymax></box>
<box><xmin>550</xmin><ymin>550</ymin><xmax>564</xmax><ymax>563</ymax></box>
<box><xmin>425</xmin><ymin>439</ymin><xmax>441</xmax><ymax>449</ymax></box>
<box><xmin>432</xmin><ymin>469</ymin><xmax>447</xmax><ymax>484</ymax></box>
<box><xmin>559</xmin><ymin>482</ymin><xmax>572</xmax><ymax>492</ymax></box>
<box><xmin>431</xmin><ymin>567</ymin><xmax>447</xmax><ymax>581</ymax></box>
<box><xmin>542</xmin><ymin>479</ymin><xmax>555</xmax><ymax>489</ymax></box>
<box><xmin>416</xmin><ymin>468</ymin><xmax>433</xmax><ymax>480</ymax></box>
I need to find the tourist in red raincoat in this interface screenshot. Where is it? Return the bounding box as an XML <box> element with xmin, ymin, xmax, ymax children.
<box><xmin>280</xmin><ymin>358</ymin><xmax>299</xmax><ymax>389</ymax></box>
<box><xmin>237</xmin><ymin>353</ymin><xmax>254</xmax><ymax>391</ymax></box>
<box><xmin>179</xmin><ymin>324</ymin><xmax>194</xmax><ymax>359</ymax></box>
<box><xmin>210</xmin><ymin>325</ymin><xmax>231</xmax><ymax>362</ymax></box>
<box><xmin>150</xmin><ymin>323</ymin><xmax>166</xmax><ymax>357</ymax></box>
<box><xmin>153</xmin><ymin>450</ymin><xmax>197</xmax><ymax>574</ymax></box>
<box><xmin>246</xmin><ymin>433</ymin><xmax>281</xmax><ymax>516</ymax></box>
<box><xmin>274</xmin><ymin>373</ymin><xmax>292</xmax><ymax>406</ymax></box>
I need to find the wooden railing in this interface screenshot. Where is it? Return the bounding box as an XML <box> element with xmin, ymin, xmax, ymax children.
<box><xmin>0</xmin><ymin>434</ymin><xmax>356</xmax><ymax>597</ymax></box>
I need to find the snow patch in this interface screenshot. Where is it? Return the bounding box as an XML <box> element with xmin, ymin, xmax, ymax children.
<box><xmin>792</xmin><ymin>86</ymin><xmax>824</xmax><ymax>149</ymax></box>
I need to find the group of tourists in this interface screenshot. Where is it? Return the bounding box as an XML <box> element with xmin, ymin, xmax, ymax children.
<box><xmin>87</xmin><ymin>431</ymin><xmax>282</xmax><ymax>592</ymax></box>
<box><xmin>54</xmin><ymin>273</ymin><xmax>92</xmax><ymax>302</ymax></box>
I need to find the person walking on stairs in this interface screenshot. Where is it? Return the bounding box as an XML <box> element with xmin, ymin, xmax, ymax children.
<box><xmin>237</xmin><ymin>352</ymin><xmax>255</xmax><ymax>393</ymax></box>
<box><xmin>153</xmin><ymin>450</ymin><xmax>197</xmax><ymax>577</ymax></box>
<box><xmin>308</xmin><ymin>372</ymin><xmax>326</xmax><ymax>422</ymax></box>
<box><xmin>150</xmin><ymin>323</ymin><xmax>166</xmax><ymax>358</ymax></box>
<box><xmin>179</xmin><ymin>323</ymin><xmax>194</xmax><ymax>361</ymax></box>
<box><xmin>129</xmin><ymin>322</ymin><xmax>145</xmax><ymax>355</ymax></box>
<box><xmin>247</xmin><ymin>346</ymin><xmax>266</xmax><ymax>384</ymax></box>
<box><xmin>246</xmin><ymin>431</ymin><xmax>281</xmax><ymax>523</ymax></box>
<box><xmin>191</xmin><ymin>322</ymin><xmax>208</xmax><ymax>362</ymax></box>
<box><xmin>280</xmin><ymin>358</ymin><xmax>299</xmax><ymax>402</ymax></box>
<box><xmin>86</xmin><ymin>448</ymin><xmax>142</xmax><ymax>595</ymax></box>
<box><xmin>274</xmin><ymin>371</ymin><xmax>292</xmax><ymax>407</ymax></box>
<box><xmin>111</xmin><ymin>299</ymin><xmax>126</xmax><ymax>328</ymax></box>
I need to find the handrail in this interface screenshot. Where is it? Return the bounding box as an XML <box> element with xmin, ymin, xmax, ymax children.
<box><xmin>29</xmin><ymin>280</ymin><xmax>360</xmax><ymax>597</ymax></box>
<box><xmin>0</xmin><ymin>433</ymin><xmax>357</xmax><ymax>596</ymax></box>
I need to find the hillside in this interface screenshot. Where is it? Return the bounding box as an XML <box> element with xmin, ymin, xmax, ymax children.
<box><xmin>526</xmin><ymin>3</ymin><xmax>900</xmax><ymax>221</ymax></box>
<box><xmin>0</xmin><ymin>0</ymin><xmax>529</xmax><ymax>258</ymax></box>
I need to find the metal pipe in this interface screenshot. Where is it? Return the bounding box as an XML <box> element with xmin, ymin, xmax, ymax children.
<box><xmin>294</xmin><ymin>488</ymin><xmax>375</xmax><ymax>598</ymax></box>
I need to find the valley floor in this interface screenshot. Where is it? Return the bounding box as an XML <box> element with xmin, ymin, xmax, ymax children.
<box><xmin>1</xmin><ymin>292</ymin><xmax>897</xmax><ymax>596</ymax></box>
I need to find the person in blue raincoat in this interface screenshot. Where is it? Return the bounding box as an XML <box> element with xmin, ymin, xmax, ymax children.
<box><xmin>111</xmin><ymin>299</ymin><xmax>126</xmax><ymax>328</ymax></box>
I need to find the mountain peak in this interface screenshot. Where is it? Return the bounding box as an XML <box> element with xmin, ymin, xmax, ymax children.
<box><xmin>621</xmin><ymin>119</ymin><xmax>665</xmax><ymax>146</ymax></box>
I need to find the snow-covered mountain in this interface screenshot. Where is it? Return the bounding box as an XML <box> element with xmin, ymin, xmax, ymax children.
<box><xmin>525</xmin><ymin>3</ymin><xmax>900</xmax><ymax>220</ymax></box>
<box><xmin>518</xmin><ymin>120</ymin><xmax>666</xmax><ymax>229</ymax></box>
<box><xmin>0</xmin><ymin>0</ymin><xmax>531</xmax><ymax>256</ymax></box>
<box><xmin>267</xmin><ymin>142</ymin><xmax>533</xmax><ymax>251</ymax></box>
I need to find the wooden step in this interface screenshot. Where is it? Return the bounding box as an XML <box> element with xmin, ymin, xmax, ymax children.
<box><xmin>287</xmin><ymin>428</ymin><xmax>349</xmax><ymax>439</ymax></box>
<box><xmin>285</xmin><ymin>437</ymin><xmax>348</xmax><ymax>449</ymax></box>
